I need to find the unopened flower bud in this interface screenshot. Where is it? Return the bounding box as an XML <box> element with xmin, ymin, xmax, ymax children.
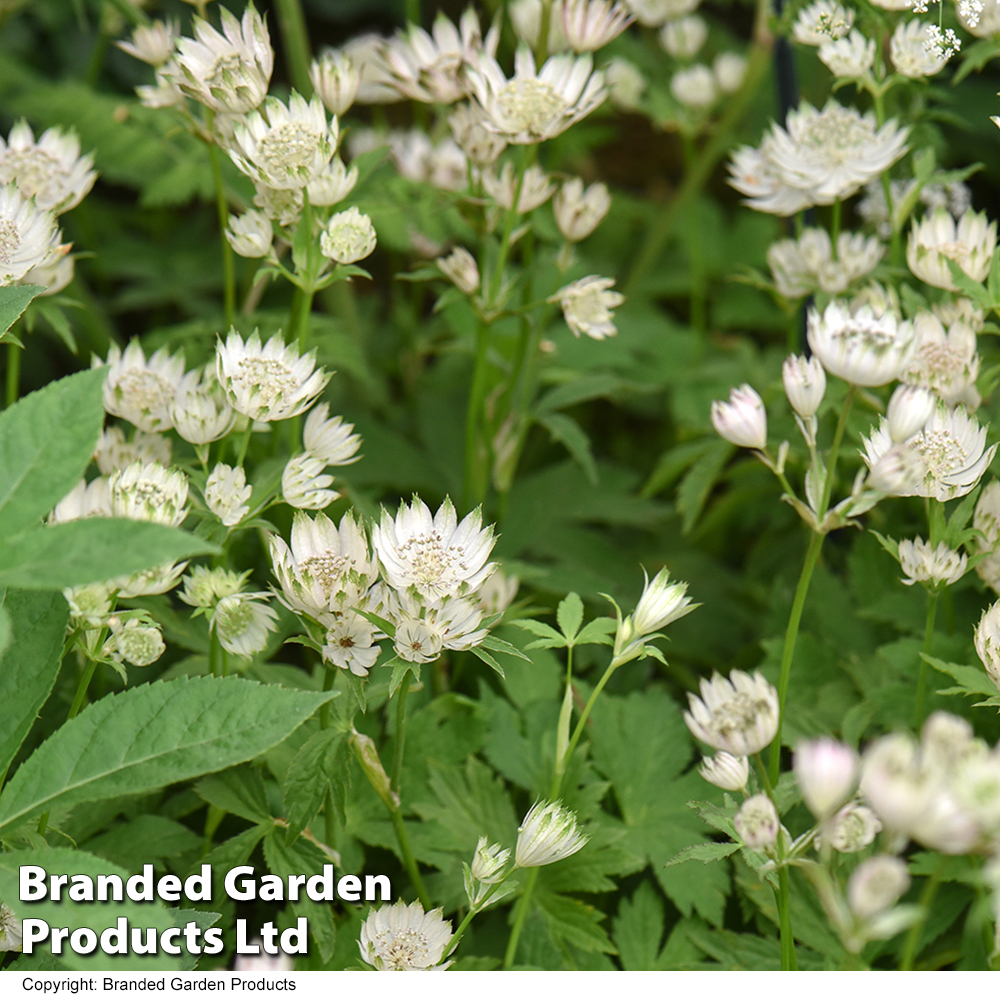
<box><xmin>711</xmin><ymin>384</ymin><xmax>767</xmax><ymax>449</ymax></box>
<box><xmin>660</xmin><ymin>15</ymin><xmax>708</xmax><ymax>59</ymax></box>
<box><xmin>226</xmin><ymin>209</ymin><xmax>273</xmax><ymax>258</ymax></box>
<box><xmin>782</xmin><ymin>355</ymin><xmax>826</xmax><ymax>418</ymax></box>
<box><xmin>471</xmin><ymin>837</ymin><xmax>510</xmax><ymax>883</ymax></box>
<box><xmin>827</xmin><ymin>802</ymin><xmax>882</xmax><ymax>853</ymax></box>
<box><xmin>847</xmin><ymin>855</ymin><xmax>910</xmax><ymax>920</ymax></box>
<box><xmin>104</xmin><ymin>618</ymin><xmax>166</xmax><ymax>667</ymax></box>
<box><xmin>205</xmin><ymin>463</ymin><xmax>252</xmax><ymax>527</ymax></box>
<box><xmin>713</xmin><ymin>52</ymin><xmax>747</xmax><ymax>93</ymax></box>
<box><xmin>350</xmin><ymin>730</ymin><xmax>399</xmax><ymax>810</ymax></box>
<box><xmin>886</xmin><ymin>384</ymin><xmax>935</xmax><ymax>442</ymax></box>
<box><xmin>515</xmin><ymin>800</ymin><xmax>588</xmax><ymax>868</ymax></box>
<box><xmin>898</xmin><ymin>537</ymin><xmax>967</xmax><ymax>588</ymax></box>
<box><xmin>437</xmin><ymin>247</ymin><xmax>480</xmax><ymax>295</ymax></box>
<box><xmin>554</xmin><ymin>178</ymin><xmax>611</xmax><ymax>242</ymax></box>
<box><xmin>310</xmin><ymin>50</ymin><xmax>360</xmax><ymax>116</ymax></box>
<box><xmin>794</xmin><ymin>738</ymin><xmax>860</xmax><ymax>819</ymax></box>
<box><xmin>698</xmin><ymin>752</ymin><xmax>749</xmax><ymax>791</ymax></box>
<box><xmin>974</xmin><ymin>600</ymin><xmax>1000</xmax><ymax>691</ymax></box>
<box><xmin>320</xmin><ymin>207</ymin><xmax>377</xmax><ymax>264</ymax></box>
<box><xmin>734</xmin><ymin>793</ymin><xmax>779</xmax><ymax>850</ymax></box>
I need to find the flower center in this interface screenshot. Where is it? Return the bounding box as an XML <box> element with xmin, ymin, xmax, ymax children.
<box><xmin>115</xmin><ymin>369</ymin><xmax>176</xmax><ymax>415</ymax></box>
<box><xmin>258</xmin><ymin>122</ymin><xmax>322</xmax><ymax>179</ymax></box>
<box><xmin>375</xmin><ymin>929</ymin><xmax>431</xmax><ymax>970</ymax></box>
<box><xmin>0</xmin><ymin>219</ymin><xmax>21</xmax><ymax>265</ymax></box>
<box><xmin>398</xmin><ymin>533</ymin><xmax>461</xmax><ymax>586</ymax></box>
<box><xmin>0</xmin><ymin>150</ymin><xmax>61</xmax><ymax>201</ymax></box>
<box><xmin>713</xmin><ymin>692</ymin><xmax>770</xmax><ymax>740</ymax></box>
<box><xmin>913</xmin><ymin>428</ymin><xmax>968</xmax><ymax>478</ymax></box>
<box><xmin>799</xmin><ymin>109</ymin><xmax>872</xmax><ymax>164</ymax></box>
<box><xmin>235</xmin><ymin>356</ymin><xmax>300</xmax><ymax>405</ymax></box>
<box><xmin>300</xmin><ymin>551</ymin><xmax>350</xmax><ymax>594</ymax></box>
<box><xmin>495</xmin><ymin>79</ymin><xmax>567</xmax><ymax>137</ymax></box>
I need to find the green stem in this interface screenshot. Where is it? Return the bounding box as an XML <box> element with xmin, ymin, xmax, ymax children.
<box><xmin>5</xmin><ymin>340</ymin><xmax>20</xmax><ymax>408</ymax></box>
<box><xmin>209</xmin><ymin>630</ymin><xmax>222</xmax><ymax>677</ymax></box>
<box><xmin>321</xmin><ymin>666</ymin><xmax>337</xmax><ymax>848</ymax></box>
<box><xmin>900</xmin><ymin>862</ymin><xmax>943</xmax><ymax>970</ymax></box>
<box><xmin>777</xmin><ymin>867</ymin><xmax>798</xmax><ymax>971</ymax></box>
<box><xmin>535</xmin><ymin>0</ymin><xmax>554</xmax><ymax>63</ymax></box>
<box><xmin>913</xmin><ymin>590</ymin><xmax>939</xmax><ymax>728</ymax></box>
<box><xmin>463</xmin><ymin>320</ymin><xmax>492</xmax><ymax>508</ymax></box>
<box><xmin>206</xmin><ymin>138</ymin><xmax>236</xmax><ymax>329</ymax></box>
<box><xmin>295</xmin><ymin>288</ymin><xmax>315</xmax><ymax>354</ymax></box>
<box><xmin>404</xmin><ymin>0</ymin><xmax>421</xmax><ymax>25</ymax></box>
<box><xmin>830</xmin><ymin>197</ymin><xmax>841</xmax><ymax>261</ymax></box>
<box><xmin>503</xmin><ymin>866</ymin><xmax>539</xmax><ymax>968</ymax></box>
<box><xmin>234</xmin><ymin>422</ymin><xmax>253</xmax><ymax>468</ymax></box>
<box><xmin>67</xmin><ymin>656</ymin><xmax>100</xmax><ymax>722</ymax></box>
<box><xmin>272</xmin><ymin>0</ymin><xmax>314</xmax><ymax>96</ymax></box>
<box><xmin>388</xmin><ymin>806</ymin><xmax>432</xmax><ymax>909</ymax></box>
<box><xmin>391</xmin><ymin>676</ymin><xmax>411</xmax><ymax>793</ymax></box>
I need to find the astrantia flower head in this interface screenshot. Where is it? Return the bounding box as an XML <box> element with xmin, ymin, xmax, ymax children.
<box><xmin>625</xmin><ymin>566</ymin><xmax>695</xmax><ymax>642</ymax></box>
<box><xmin>734</xmin><ymin>793</ymin><xmax>779</xmax><ymax>850</ymax></box>
<box><xmin>310</xmin><ymin>50</ymin><xmax>361</xmax><ymax>117</ymax></box>
<box><xmin>229</xmin><ymin>93</ymin><xmax>338</xmax><ymax>191</ymax></box>
<box><xmin>109</xmin><ymin>460</ymin><xmax>189</xmax><ymax>527</ymax></box>
<box><xmin>448</xmin><ymin>102</ymin><xmax>508</xmax><ymax>166</ymax></box>
<box><xmin>282</xmin><ymin>453</ymin><xmax>339</xmax><ymax>510</ymax></box>
<box><xmin>211</xmin><ymin>593</ymin><xmax>278</xmax><ymax>657</ymax></box>
<box><xmin>205</xmin><ymin>463</ymin><xmax>252</xmax><ymax>527</ymax></box>
<box><xmin>178</xmin><ymin>566</ymin><xmax>247</xmax><ymax>610</ymax></box>
<box><xmin>320</xmin><ymin>207</ymin><xmax>377</xmax><ymax>264</ymax></box>
<box><xmin>307</xmin><ymin>157</ymin><xmax>359</xmax><ymax>208</ymax></box>
<box><xmin>483</xmin><ymin>162</ymin><xmax>555</xmax><ymax>214</ymax></box>
<box><xmin>794</xmin><ymin>738</ymin><xmax>860</xmax><ymax>819</ymax></box>
<box><xmin>714</xmin><ymin>52</ymin><xmax>747</xmax><ymax>93</ymax></box>
<box><xmin>0</xmin><ymin>903</ymin><xmax>22</xmax><ymax>952</ymax></box>
<box><xmin>373</xmin><ymin>496</ymin><xmax>496</xmax><ymax>604</ymax></box>
<box><xmin>101</xmin><ymin>340</ymin><xmax>189</xmax><ymax>434</ymax></box>
<box><xmin>891</xmin><ymin>19</ymin><xmax>949</xmax><ymax>77</ymax></box>
<box><xmin>768</xmin><ymin>228</ymin><xmax>882</xmax><ymax>300</ymax></box>
<box><xmin>907</xmin><ymin>207</ymin><xmax>997</xmax><ymax>292</ymax></box>
<box><xmin>698</xmin><ymin>752</ymin><xmax>749</xmax><ymax>791</ymax></box>
<box><xmin>103</xmin><ymin>617</ymin><xmax>166</xmax><ymax>668</ymax></box>
<box><xmin>173</xmin><ymin>4</ymin><xmax>273</xmax><ymax>114</ymax></box>
<box><xmin>215</xmin><ymin>328</ymin><xmax>330</xmax><ymax>423</ymax></box>
<box><xmin>49</xmin><ymin>477</ymin><xmax>111</xmax><ymax>524</ymax></box>
<box><xmin>783</xmin><ymin>354</ymin><xmax>826</xmax><ymax>419</ymax></box>
<box><xmin>358</xmin><ymin>900</ymin><xmax>453</xmax><ymax>971</ymax></box>
<box><xmin>683</xmin><ymin>670</ymin><xmax>779</xmax><ymax>757</ymax></box>
<box><xmin>818</xmin><ymin>29</ymin><xmax>876</xmax><ymax>78</ymax></box>
<box><xmin>303</xmin><ymin>404</ymin><xmax>361</xmax><ymax>466</ymax></box>
<box><xmin>847</xmin><ymin>856</ymin><xmax>910</xmax><ymax>920</ymax></box>
<box><xmin>471</xmin><ymin>837</ymin><xmax>510</xmax><ymax>883</ymax></box>
<box><xmin>393</xmin><ymin>615</ymin><xmax>444</xmax><ymax>663</ymax></box>
<box><xmin>554</xmin><ymin>178</ymin><xmax>611</xmax><ymax>242</ymax></box>
<box><xmin>670</xmin><ymin>65</ymin><xmax>717</xmax><ymax>109</ymax></box>
<box><xmin>0</xmin><ymin>183</ymin><xmax>63</xmax><ymax>285</ymax></box>
<box><xmin>437</xmin><ymin>246</ymin><xmax>480</xmax><ymax>295</ymax></box>
<box><xmin>660</xmin><ymin>15</ymin><xmax>708</xmax><ymax>59</ymax></box>
<box><xmin>0</xmin><ymin>121</ymin><xmax>97</xmax><ymax>214</ymax></box>
<box><xmin>711</xmin><ymin>384</ymin><xmax>767</xmax><ymax>449</ymax></box>
<box><xmin>226</xmin><ymin>209</ymin><xmax>273</xmax><ymax>259</ymax></box>
<box><xmin>515</xmin><ymin>800</ymin><xmax>588</xmax><ymax>867</ymax></box>
<box><xmin>792</xmin><ymin>0</ymin><xmax>854</xmax><ymax>46</ymax></box>
<box><xmin>94</xmin><ymin>426</ymin><xmax>171</xmax><ymax>476</ymax></box>
<box><xmin>807</xmin><ymin>298</ymin><xmax>917</xmax><ymax>387</ymax></box>
<box><xmin>465</xmin><ymin>45</ymin><xmax>606</xmax><ymax>144</ymax></box>
<box><xmin>117</xmin><ymin>19</ymin><xmax>179</xmax><ymax>67</ymax></box>
<box><xmin>898</xmin><ymin>537</ymin><xmax>967</xmax><ymax>588</ymax></box>
<box><xmin>561</xmin><ymin>0</ymin><xmax>633</xmax><ymax>52</ymax></box>
<box><xmin>974</xmin><ymin>600</ymin><xmax>1000</xmax><ymax>692</ymax></box>
<box><xmin>886</xmin><ymin>384</ymin><xmax>936</xmax><ymax>443</ymax></box>
<box><xmin>973</xmin><ymin>482</ymin><xmax>1000</xmax><ymax>594</ymax></box>
<box><xmin>827</xmin><ymin>802</ymin><xmax>882</xmax><ymax>853</ymax></box>
<box><xmin>624</xmin><ymin>0</ymin><xmax>699</xmax><ymax>27</ymax></box>
<box><xmin>549</xmin><ymin>275</ymin><xmax>624</xmax><ymax>340</ymax></box>
<box><xmin>321</xmin><ymin>611</ymin><xmax>381</xmax><ymax>677</ymax></box>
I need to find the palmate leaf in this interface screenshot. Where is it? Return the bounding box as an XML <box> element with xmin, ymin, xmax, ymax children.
<box><xmin>589</xmin><ymin>689</ymin><xmax>730</xmax><ymax>926</ymax></box>
<box><xmin>0</xmin><ymin>677</ymin><xmax>336</xmax><ymax>835</ymax></box>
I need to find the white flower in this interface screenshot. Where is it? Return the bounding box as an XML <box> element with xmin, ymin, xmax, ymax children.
<box><xmin>0</xmin><ymin>903</ymin><xmax>22</xmax><ymax>952</ymax></box>
<box><xmin>383</xmin><ymin>8</ymin><xmax>497</xmax><ymax>104</ymax></box>
<box><xmin>310</xmin><ymin>50</ymin><xmax>361</xmax><ymax>116</ymax></box>
<box><xmin>794</xmin><ymin>738</ymin><xmax>860</xmax><ymax>819</ymax></box>
<box><xmin>885</xmin><ymin>384</ymin><xmax>936</xmax><ymax>443</ymax></box>
<box><xmin>437</xmin><ymin>246</ymin><xmax>480</xmax><ymax>294</ymax></box>
<box><xmin>382</xmin><ymin>129</ymin><xmax>468</xmax><ymax>192</ymax></box>
<box><xmin>322</xmin><ymin>612</ymin><xmax>381</xmax><ymax>677</ymax></box>
<box><xmin>173</xmin><ymin>4</ymin><xmax>273</xmax><ymax>114</ymax></box>
<box><xmin>959</xmin><ymin>0</ymin><xmax>1000</xmax><ymax>36</ymax></box>
<box><xmin>728</xmin><ymin>142</ymin><xmax>812</xmax><ymax>217</ymax></box>
<box><xmin>116</xmin><ymin>19</ymin><xmax>179</xmax><ymax>67</ymax></box>
<box><xmin>358</xmin><ymin>900</ymin><xmax>453</xmax><ymax>971</ymax></box>
<box><xmin>101</xmin><ymin>340</ymin><xmax>188</xmax><ymax>434</ymax></box>
<box><xmin>0</xmin><ymin>121</ymin><xmax>97</xmax><ymax>214</ymax></box>
<box><xmin>863</xmin><ymin>406</ymin><xmax>997</xmax><ymax>502</ymax></box>
<box><xmin>50</xmin><ymin>476</ymin><xmax>111</xmax><ymax>524</ymax></box>
<box><xmin>923</xmin><ymin>24</ymin><xmax>961</xmax><ymax>63</ymax></box>
<box><xmin>0</xmin><ymin>182</ymin><xmax>63</xmax><ymax>284</ymax></box>
<box><xmin>509</xmin><ymin>0</ymin><xmax>571</xmax><ymax>53</ymax></box>
<box><xmin>340</xmin><ymin>33</ymin><xmax>402</xmax><ymax>105</ymax></box>
<box><xmin>103</xmin><ymin>617</ymin><xmax>166</xmax><ymax>668</ymax></box>
<box><xmin>807</xmin><ymin>298</ymin><xmax>916</xmax><ymax>387</ymax></box>
<box><xmin>515</xmin><ymin>800</ymin><xmax>588</xmax><ymax>867</ymax></box>
<box><xmin>136</xmin><ymin>63</ymin><xmax>186</xmax><ymax>110</ymax></box>
<box><xmin>94</xmin><ymin>426</ymin><xmax>171</xmax><ymax>476</ymax></box>
<box><xmin>205</xmin><ymin>463</ymin><xmax>252</xmax><ymax>527</ymax></box>
<box><xmin>974</xmin><ymin>482</ymin><xmax>1000</xmax><ymax>594</ymax></box>
<box><xmin>898</xmin><ymin>537</ymin><xmax>967</xmax><ymax>588</ymax></box>
<box><xmin>21</xmin><ymin>250</ymin><xmax>74</xmax><ymax>296</ymax></box>
<box><xmin>713</xmin><ymin>52</ymin><xmax>747</xmax><ymax>93</ymax></box>
<box><xmin>178</xmin><ymin>566</ymin><xmax>246</xmax><ymax>609</ymax></box>
<box><xmin>604</xmin><ymin>57</ymin><xmax>645</xmax><ymax>109</ymax></box>
<box><xmin>216</xmin><ymin>328</ymin><xmax>330</xmax><ymax>423</ymax></box>
<box><xmin>670</xmin><ymin>65</ymin><xmax>717</xmax><ymax>109</ymax></box>
<box><xmin>64</xmin><ymin>582</ymin><xmax>113</xmax><ymax>630</ymax></box>
<box><xmin>226</xmin><ymin>209</ymin><xmax>272</xmax><ymax>259</ymax></box>
<box><xmin>734</xmin><ymin>793</ymin><xmax>779</xmax><ymax>850</ymax></box>
<box><xmin>783</xmin><ymin>354</ymin><xmax>826</xmax><ymax>419</ymax></box>
<box><xmin>393</xmin><ymin>616</ymin><xmax>444</xmax><ymax>663</ymax></box>
<box><xmin>115</xmin><ymin>562</ymin><xmax>187</xmax><ymax>600</ymax></box>
<box><xmin>847</xmin><ymin>856</ymin><xmax>910</xmax><ymax>920</ymax></box>
<box><xmin>711</xmin><ymin>384</ymin><xmax>767</xmax><ymax>449</ymax></box>
<box><xmin>907</xmin><ymin>208</ymin><xmax>997</xmax><ymax>292</ymax></box>
<box><xmin>660</xmin><ymin>16</ymin><xmax>708</xmax><ymax>59</ymax></box>
<box><xmin>827</xmin><ymin>802</ymin><xmax>882</xmax><ymax>853</ymax></box>
<box><xmin>471</xmin><ymin>837</ymin><xmax>510</xmax><ymax>883</ymax></box>
<box><xmin>792</xmin><ymin>1</ymin><xmax>854</xmax><ymax>46</ymax></box>
<box><xmin>478</xmin><ymin>568</ymin><xmax>519</xmax><ymax>616</ymax></box>
<box><xmin>302</xmin><ymin>404</ymin><xmax>361</xmax><ymax>466</ymax></box>
<box><xmin>549</xmin><ymin>275</ymin><xmax>624</xmax><ymax>340</ymax></box>
<box><xmin>974</xmin><ymin>600</ymin><xmax>1000</xmax><ymax>692</ymax></box>
<box><xmin>282</xmin><ymin>453</ymin><xmax>339</xmax><ymax>510</ymax></box>
<box><xmin>373</xmin><ymin>496</ymin><xmax>496</xmax><ymax>604</ymax></box>
<box><xmin>307</xmin><ymin>158</ymin><xmax>358</xmax><ymax>207</ymax></box>
<box><xmin>624</xmin><ymin>0</ymin><xmax>699</xmax><ymax>28</ymax></box>
<box><xmin>625</xmin><ymin>566</ymin><xmax>695</xmax><ymax>641</ymax></box>
<box><xmin>554</xmin><ymin>178</ymin><xmax>611</xmax><ymax>242</ymax></box>
<box><xmin>483</xmin><ymin>162</ymin><xmax>555</xmax><ymax>214</ymax></box>
<box><xmin>698</xmin><ymin>752</ymin><xmax>749</xmax><ymax>791</ymax></box>
<box><xmin>171</xmin><ymin>373</ymin><xmax>237</xmax><ymax>445</ymax></box>
<box><xmin>432</xmin><ymin>595</ymin><xmax>490</xmax><ymax>650</ymax></box>
<box><xmin>212</xmin><ymin>593</ymin><xmax>278</xmax><ymax>657</ymax></box>
<box><xmin>819</xmin><ymin>29</ymin><xmax>875</xmax><ymax>78</ymax></box>
<box><xmin>933</xmin><ymin>296</ymin><xmax>984</xmax><ymax>333</ymax></box>
<box><xmin>109</xmin><ymin>460</ymin><xmax>189</xmax><ymax>527</ymax></box>
<box><xmin>890</xmin><ymin>20</ymin><xmax>948</xmax><ymax>77</ymax></box>
<box><xmin>229</xmin><ymin>93</ymin><xmax>338</xmax><ymax>191</ymax></box>
<box><xmin>561</xmin><ymin>0</ymin><xmax>633</xmax><ymax>52</ymax></box>
<box><xmin>320</xmin><ymin>207</ymin><xmax>377</xmax><ymax>264</ymax></box>
<box><xmin>683</xmin><ymin>670</ymin><xmax>779</xmax><ymax>757</ymax></box>
<box><xmin>270</xmin><ymin>510</ymin><xmax>377</xmax><ymax>622</ymax></box>
<box><xmin>768</xmin><ymin>228</ymin><xmax>882</xmax><ymax>299</ymax></box>
<box><xmin>464</xmin><ymin>45</ymin><xmax>606</xmax><ymax>144</ymax></box>
<box><xmin>448</xmin><ymin>102</ymin><xmax>508</xmax><ymax>166</ymax></box>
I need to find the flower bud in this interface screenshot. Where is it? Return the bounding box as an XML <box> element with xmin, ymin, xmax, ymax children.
<box><xmin>660</xmin><ymin>15</ymin><xmax>708</xmax><ymax>59</ymax></box>
<box><xmin>898</xmin><ymin>537</ymin><xmax>967</xmax><ymax>588</ymax></box>
<box><xmin>711</xmin><ymin>384</ymin><xmax>767</xmax><ymax>449</ymax></box>
<box><xmin>629</xmin><ymin>567</ymin><xmax>695</xmax><ymax>638</ymax></box>
<box><xmin>782</xmin><ymin>354</ymin><xmax>826</xmax><ymax>418</ymax></box>
<box><xmin>554</xmin><ymin>178</ymin><xmax>611</xmax><ymax>243</ymax></box>
<box><xmin>515</xmin><ymin>800</ymin><xmax>588</xmax><ymax>868</ymax></box>
<box><xmin>974</xmin><ymin>600</ymin><xmax>1000</xmax><ymax>692</ymax></box>
<box><xmin>794</xmin><ymin>738</ymin><xmax>860</xmax><ymax>819</ymax></box>
<box><xmin>307</xmin><ymin>158</ymin><xmax>359</xmax><ymax>207</ymax></box>
<box><xmin>886</xmin><ymin>384</ymin><xmax>935</xmax><ymax>442</ymax></box>
<box><xmin>698</xmin><ymin>752</ymin><xmax>749</xmax><ymax>791</ymax></box>
<box><xmin>320</xmin><ymin>207</ymin><xmax>377</xmax><ymax>264</ymax></box>
<box><xmin>226</xmin><ymin>209</ymin><xmax>273</xmax><ymax>259</ymax></box>
<box><xmin>827</xmin><ymin>802</ymin><xmax>882</xmax><ymax>853</ymax></box>
<box><xmin>713</xmin><ymin>52</ymin><xmax>747</xmax><ymax>93</ymax></box>
<box><xmin>471</xmin><ymin>837</ymin><xmax>510</xmax><ymax>883</ymax></box>
<box><xmin>437</xmin><ymin>247</ymin><xmax>480</xmax><ymax>295</ymax></box>
<box><xmin>847</xmin><ymin>855</ymin><xmax>910</xmax><ymax>920</ymax></box>
<box><xmin>350</xmin><ymin>730</ymin><xmax>399</xmax><ymax>810</ymax></box>
<box><xmin>205</xmin><ymin>463</ymin><xmax>252</xmax><ymax>527</ymax></box>
<box><xmin>103</xmin><ymin>617</ymin><xmax>166</xmax><ymax>667</ymax></box>
<box><xmin>734</xmin><ymin>793</ymin><xmax>779</xmax><ymax>850</ymax></box>
<box><xmin>310</xmin><ymin>50</ymin><xmax>360</xmax><ymax>116</ymax></box>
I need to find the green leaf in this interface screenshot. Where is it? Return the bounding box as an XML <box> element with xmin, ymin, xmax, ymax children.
<box><xmin>535</xmin><ymin>887</ymin><xmax>616</xmax><ymax>954</ymax></box>
<box><xmin>0</xmin><ymin>676</ymin><xmax>336</xmax><ymax>834</ymax></box>
<box><xmin>613</xmin><ymin>882</ymin><xmax>668</xmax><ymax>971</ymax></box>
<box><xmin>283</xmin><ymin>729</ymin><xmax>346</xmax><ymax>842</ymax></box>
<box><xmin>926</xmin><ymin>655</ymin><xmax>999</xmax><ymax>697</ymax></box>
<box><xmin>509</xmin><ymin>618</ymin><xmax>566</xmax><ymax>648</ymax></box>
<box><xmin>536</xmin><ymin>412</ymin><xmax>598</xmax><ymax>486</ymax></box>
<box><xmin>479</xmin><ymin>634</ymin><xmax>532</xmax><ymax>661</ymax></box>
<box><xmin>574</xmin><ymin>616</ymin><xmax>617</xmax><ymax>646</ymax></box>
<box><xmin>665</xmin><ymin>842</ymin><xmax>739</xmax><ymax>866</ymax></box>
<box><xmin>557</xmin><ymin>592</ymin><xmax>584</xmax><ymax>644</ymax></box>
<box><xmin>0</xmin><ymin>519</ymin><xmax>220</xmax><ymax>590</ymax></box>
<box><xmin>535</xmin><ymin>373</ymin><xmax>624</xmax><ymax>414</ymax></box>
<box><xmin>469</xmin><ymin>644</ymin><xmax>506</xmax><ymax>678</ymax></box>
<box><xmin>83</xmin><ymin>814</ymin><xmax>202</xmax><ymax>872</ymax></box>
<box><xmin>0</xmin><ymin>847</ymin><xmax>189</xmax><ymax>971</ymax></box>
<box><xmin>0</xmin><ymin>589</ymin><xmax>67</xmax><ymax>779</ymax></box>
<box><xmin>0</xmin><ymin>368</ymin><xmax>106</xmax><ymax>539</ymax></box>
<box><xmin>196</xmin><ymin>766</ymin><xmax>272</xmax><ymax>826</ymax></box>
<box><xmin>0</xmin><ymin>284</ymin><xmax>44</xmax><ymax>338</ymax></box>
<box><xmin>677</xmin><ymin>438</ymin><xmax>733</xmax><ymax>534</ymax></box>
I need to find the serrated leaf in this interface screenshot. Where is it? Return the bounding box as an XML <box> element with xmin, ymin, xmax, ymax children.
<box><xmin>574</xmin><ymin>616</ymin><xmax>617</xmax><ymax>646</ymax></box>
<box><xmin>0</xmin><ymin>284</ymin><xmax>44</xmax><ymax>337</ymax></box>
<box><xmin>665</xmin><ymin>841</ymin><xmax>739</xmax><ymax>866</ymax></box>
<box><xmin>535</xmin><ymin>887</ymin><xmax>616</xmax><ymax>954</ymax></box>
<box><xmin>196</xmin><ymin>766</ymin><xmax>272</xmax><ymax>826</ymax></box>
<box><xmin>613</xmin><ymin>882</ymin><xmax>668</xmax><ymax>971</ymax></box>
<box><xmin>536</xmin><ymin>412</ymin><xmax>598</xmax><ymax>485</ymax></box>
<box><xmin>926</xmin><ymin>655</ymin><xmax>998</xmax><ymax>696</ymax></box>
<box><xmin>283</xmin><ymin>729</ymin><xmax>345</xmax><ymax>841</ymax></box>
<box><xmin>0</xmin><ymin>676</ymin><xmax>336</xmax><ymax>835</ymax></box>
<box><xmin>480</xmin><ymin>634</ymin><xmax>532</xmax><ymax>661</ymax></box>
<box><xmin>557</xmin><ymin>592</ymin><xmax>584</xmax><ymax>643</ymax></box>
<box><xmin>470</xmin><ymin>644</ymin><xmax>506</xmax><ymax>678</ymax></box>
